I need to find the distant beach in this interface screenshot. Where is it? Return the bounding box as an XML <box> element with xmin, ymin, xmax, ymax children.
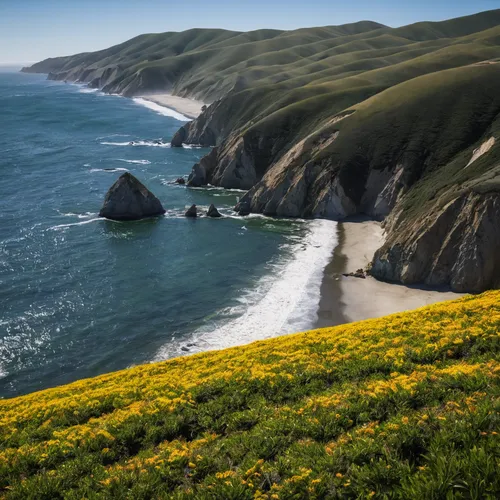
<box><xmin>316</xmin><ymin>218</ymin><xmax>464</xmax><ymax>328</ymax></box>
<box><xmin>136</xmin><ymin>93</ymin><xmax>206</xmax><ymax>120</ymax></box>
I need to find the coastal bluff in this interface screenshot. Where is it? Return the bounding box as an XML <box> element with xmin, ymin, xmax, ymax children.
<box><xmin>23</xmin><ymin>9</ymin><xmax>500</xmax><ymax>292</ymax></box>
<box><xmin>99</xmin><ymin>172</ymin><xmax>165</xmax><ymax>221</ymax></box>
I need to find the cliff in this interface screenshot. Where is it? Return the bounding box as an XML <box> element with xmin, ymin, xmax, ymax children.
<box><xmin>372</xmin><ymin>192</ymin><xmax>500</xmax><ymax>292</ymax></box>
<box><xmin>23</xmin><ymin>10</ymin><xmax>500</xmax><ymax>292</ymax></box>
<box><xmin>1</xmin><ymin>292</ymin><xmax>499</xmax><ymax>497</ymax></box>
<box><xmin>177</xmin><ymin>63</ymin><xmax>500</xmax><ymax>292</ymax></box>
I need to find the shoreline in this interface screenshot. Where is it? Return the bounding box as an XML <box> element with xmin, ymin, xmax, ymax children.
<box><xmin>136</xmin><ymin>93</ymin><xmax>205</xmax><ymax>120</ymax></box>
<box><xmin>154</xmin><ymin>219</ymin><xmax>337</xmax><ymax>360</ymax></box>
<box><xmin>316</xmin><ymin>218</ymin><xmax>464</xmax><ymax>328</ymax></box>
<box><xmin>39</xmin><ymin>73</ymin><xmax>206</xmax><ymax>122</ymax></box>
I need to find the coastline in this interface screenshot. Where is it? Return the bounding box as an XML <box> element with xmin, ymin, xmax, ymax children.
<box><xmin>136</xmin><ymin>93</ymin><xmax>205</xmax><ymax>120</ymax></box>
<box><xmin>154</xmin><ymin>219</ymin><xmax>338</xmax><ymax>360</ymax></box>
<box><xmin>316</xmin><ymin>217</ymin><xmax>464</xmax><ymax>328</ymax></box>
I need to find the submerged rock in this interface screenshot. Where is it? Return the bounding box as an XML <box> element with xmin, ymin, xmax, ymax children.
<box><xmin>99</xmin><ymin>172</ymin><xmax>165</xmax><ymax>221</ymax></box>
<box><xmin>185</xmin><ymin>204</ymin><xmax>197</xmax><ymax>217</ymax></box>
<box><xmin>175</xmin><ymin>177</ymin><xmax>186</xmax><ymax>185</ymax></box>
<box><xmin>206</xmin><ymin>204</ymin><xmax>222</xmax><ymax>218</ymax></box>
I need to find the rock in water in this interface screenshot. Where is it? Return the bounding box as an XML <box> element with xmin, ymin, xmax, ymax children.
<box><xmin>99</xmin><ymin>172</ymin><xmax>165</xmax><ymax>221</ymax></box>
<box><xmin>171</xmin><ymin>127</ymin><xmax>186</xmax><ymax>147</ymax></box>
<box><xmin>175</xmin><ymin>177</ymin><xmax>186</xmax><ymax>185</ymax></box>
<box><xmin>185</xmin><ymin>204</ymin><xmax>197</xmax><ymax>217</ymax></box>
<box><xmin>206</xmin><ymin>204</ymin><xmax>222</xmax><ymax>218</ymax></box>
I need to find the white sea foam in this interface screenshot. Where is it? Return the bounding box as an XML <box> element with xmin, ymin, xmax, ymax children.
<box><xmin>100</xmin><ymin>142</ymin><xmax>130</xmax><ymax>146</ymax></box>
<box><xmin>79</xmin><ymin>87</ymin><xmax>100</xmax><ymax>94</ymax></box>
<box><xmin>132</xmin><ymin>98</ymin><xmax>190</xmax><ymax>121</ymax></box>
<box><xmin>154</xmin><ymin>219</ymin><xmax>338</xmax><ymax>360</ymax></box>
<box><xmin>100</xmin><ymin>140</ymin><xmax>171</xmax><ymax>148</ymax></box>
<box><xmin>116</xmin><ymin>159</ymin><xmax>151</xmax><ymax>165</ymax></box>
<box><xmin>48</xmin><ymin>218</ymin><xmax>101</xmax><ymax>231</ymax></box>
<box><xmin>59</xmin><ymin>211</ymin><xmax>98</xmax><ymax>219</ymax></box>
<box><xmin>188</xmin><ymin>185</ymin><xmax>248</xmax><ymax>193</ymax></box>
<box><xmin>96</xmin><ymin>134</ymin><xmax>131</xmax><ymax>141</ymax></box>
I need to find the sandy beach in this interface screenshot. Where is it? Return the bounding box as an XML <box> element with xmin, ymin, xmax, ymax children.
<box><xmin>316</xmin><ymin>218</ymin><xmax>464</xmax><ymax>328</ymax></box>
<box><xmin>137</xmin><ymin>93</ymin><xmax>205</xmax><ymax>120</ymax></box>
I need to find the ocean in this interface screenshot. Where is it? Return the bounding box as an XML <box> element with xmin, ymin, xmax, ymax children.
<box><xmin>0</xmin><ymin>69</ymin><xmax>337</xmax><ymax>398</ymax></box>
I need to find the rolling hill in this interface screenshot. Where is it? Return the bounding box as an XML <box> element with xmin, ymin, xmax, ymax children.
<box><xmin>23</xmin><ymin>10</ymin><xmax>500</xmax><ymax>292</ymax></box>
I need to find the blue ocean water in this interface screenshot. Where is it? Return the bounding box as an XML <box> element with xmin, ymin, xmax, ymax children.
<box><xmin>0</xmin><ymin>70</ymin><xmax>337</xmax><ymax>398</ymax></box>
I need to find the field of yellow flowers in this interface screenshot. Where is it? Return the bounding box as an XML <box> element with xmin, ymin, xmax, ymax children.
<box><xmin>1</xmin><ymin>291</ymin><xmax>499</xmax><ymax>499</ymax></box>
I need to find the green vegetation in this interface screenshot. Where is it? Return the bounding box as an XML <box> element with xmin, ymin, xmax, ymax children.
<box><xmin>24</xmin><ymin>9</ymin><xmax>500</xmax><ymax>109</ymax></box>
<box><xmin>1</xmin><ymin>292</ymin><xmax>499</xmax><ymax>498</ymax></box>
<box><xmin>23</xmin><ymin>9</ymin><xmax>500</xmax><ymax>290</ymax></box>
<box><xmin>24</xmin><ymin>10</ymin><xmax>500</xmax><ymax>206</ymax></box>
<box><xmin>310</xmin><ymin>63</ymin><xmax>500</xmax><ymax>213</ymax></box>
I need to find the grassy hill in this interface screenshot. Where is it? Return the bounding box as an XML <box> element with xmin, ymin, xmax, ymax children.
<box><xmin>23</xmin><ymin>10</ymin><xmax>500</xmax><ymax>103</ymax></box>
<box><xmin>1</xmin><ymin>292</ymin><xmax>499</xmax><ymax>498</ymax></box>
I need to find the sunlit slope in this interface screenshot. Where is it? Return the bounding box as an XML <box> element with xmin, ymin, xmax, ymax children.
<box><xmin>1</xmin><ymin>292</ymin><xmax>499</xmax><ymax>498</ymax></box>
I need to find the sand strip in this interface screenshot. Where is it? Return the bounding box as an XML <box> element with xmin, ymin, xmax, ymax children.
<box><xmin>316</xmin><ymin>217</ymin><xmax>464</xmax><ymax>328</ymax></box>
<box><xmin>137</xmin><ymin>93</ymin><xmax>205</xmax><ymax>120</ymax></box>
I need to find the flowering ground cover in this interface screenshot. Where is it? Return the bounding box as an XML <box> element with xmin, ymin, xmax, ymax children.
<box><xmin>1</xmin><ymin>292</ymin><xmax>499</xmax><ymax>498</ymax></box>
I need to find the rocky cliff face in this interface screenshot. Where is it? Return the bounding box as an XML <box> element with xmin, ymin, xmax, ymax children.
<box><xmin>171</xmin><ymin>100</ymin><xmax>225</xmax><ymax>147</ymax></box>
<box><xmin>23</xmin><ymin>16</ymin><xmax>500</xmax><ymax>293</ymax></box>
<box><xmin>372</xmin><ymin>192</ymin><xmax>500</xmax><ymax>292</ymax></box>
<box><xmin>174</xmin><ymin>64</ymin><xmax>500</xmax><ymax>292</ymax></box>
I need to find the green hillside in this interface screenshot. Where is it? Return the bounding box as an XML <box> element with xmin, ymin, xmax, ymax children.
<box><xmin>1</xmin><ymin>292</ymin><xmax>499</xmax><ymax>498</ymax></box>
<box><xmin>23</xmin><ymin>10</ymin><xmax>500</xmax><ymax>103</ymax></box>
<box><xmin>24</xmin><ymin>9</ymin><xmax>500</xmax><ymax>292</ymax></box>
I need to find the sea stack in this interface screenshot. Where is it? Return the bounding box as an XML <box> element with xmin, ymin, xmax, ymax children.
<box><xmin>99</xmin><ymin>172</ymin><xmax>166</xmax><ymax>221</ymax></box>
<box><xmin>185</xmin><ymin>204</ymin><xmax>197</xmax><ymax>217</ymax></box>
<box><xmin>206</xmin><ymin>204</ymin><xmax>222</xmax><ymax>218</ymax></box>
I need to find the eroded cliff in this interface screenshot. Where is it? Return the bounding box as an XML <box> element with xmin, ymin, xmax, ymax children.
<box><xmin>24</xmin><ymin>10</ymin><xmax>500</xmax><ymax>292</ymax></box>
<box><xmin>372</xmin><ymin>192</ymin><xmax>500</xmax><ymax>292</ymax></box>
<box><xmin>176</xmin><ymin>63</ymin><xmax>500</xmax><ymax>292</ymax></box>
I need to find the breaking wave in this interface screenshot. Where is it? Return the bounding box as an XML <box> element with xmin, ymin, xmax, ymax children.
<box><xmin>154</xmin><ymin>219</ymin><xmax>337</xmax><ymax>359</ymax></box>
<box><xmin>132</xmin><ymin>98</ymin><xmax>190</xmax><ymax>121</ymax></box>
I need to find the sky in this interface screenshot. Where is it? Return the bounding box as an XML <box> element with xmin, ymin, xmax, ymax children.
<box><xmin>0</xmin><ymin>0</ymin><xmax>498</xmax><ymax>64</ymax></box>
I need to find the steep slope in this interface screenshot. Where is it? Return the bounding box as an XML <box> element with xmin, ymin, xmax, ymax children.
<box><xmin>1</xmin><ymin>292</ymin><xmax>499</xmax><ymax>498</ymax></box>
<box><xmin>23</xmin><ymin>9</ymin><xmax>500</xmax><ymax>292</ymax></box>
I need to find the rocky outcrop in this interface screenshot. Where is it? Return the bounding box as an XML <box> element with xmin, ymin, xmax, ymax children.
<box><xmin>233</xmin><ymin>132</ymin><xmax>359</xmax><ymax>218</ymax></box>
<box><xmin>175</xmin><ymin>87</ymin><xmax>500</xmax><ymax>292</ymax></box>
<box><xmin>185</xmin><ymin>204</ymin><xmax>197</xmax><ymax>217</ymax></box>
<box><xmin>344</xmin><ymin>269</ymin><xmax>367</xmax><ymax>279</ymax></box>
<box><xmin>186</xmin><ymin>147</ymin><xmax>219</xmax><ymax>187</ymax></box>
<box><xmin>371</xmin><ymin>192</ymin><xmax>500</xmax><ymax>292</ymax></box>
<box><xmin>171</xmin><ymin>99</ymin><xmax>225</xmax><ymax>147</ymax></box>
<box><xmin>206</xmin><ymin>204</ymin><xmax>222</xmax><ymax>217</ymax></box>
<box><xmin>174</xmin><ymin>177</ymin><xmax>185</xmax><ymax>185</ymax></box>
<box><xmin>99</xmin><ymin>173</ymin><xmax>165</xmax><ymax>221</ymax></box>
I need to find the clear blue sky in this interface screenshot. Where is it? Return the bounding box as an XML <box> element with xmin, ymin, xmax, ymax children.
<box><xmin>1</xmin><ymin>0</ymin><xmax>498</xmax><ymax>64</ymax></box>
